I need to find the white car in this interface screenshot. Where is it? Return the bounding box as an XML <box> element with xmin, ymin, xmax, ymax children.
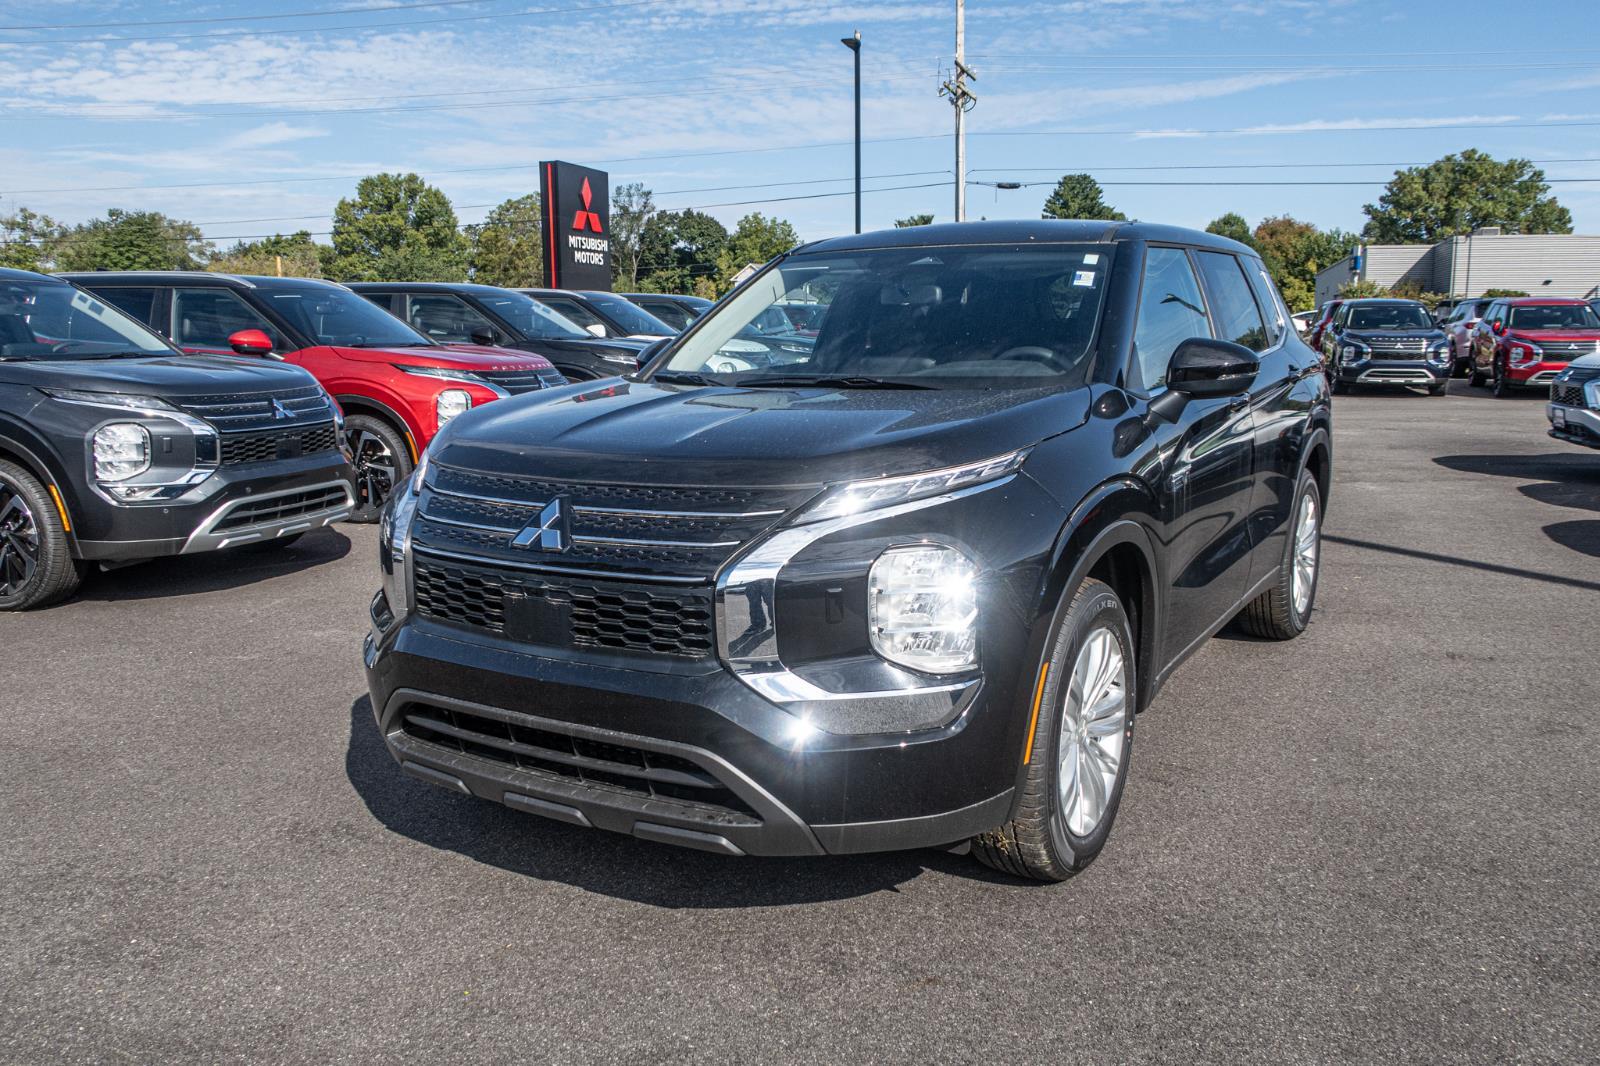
<box><xmin>1291</xmin><ymin>310</ymin><xmax>1317</xmax><ymax>335</ymax></box>
<box><xmin>1547</xmin><ymin>352</ymin><xmax>1600</xmax><ymax>450</ymax></box>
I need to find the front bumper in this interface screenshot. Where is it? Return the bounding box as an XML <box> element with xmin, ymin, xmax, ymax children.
<box><xmin>1335</xmin><ymin>358</ymin><xmax>1449</xmax><ymax>386</ymax></box>
<box><xmin>1504</xmin><ymin>364</ymin><xmax>1566</xmax><ymax>388</ymax></box>
<box><xmin>362</xmin><ymin>612</ymin><xmax>1017</xmax><ymax>857</ymax></box>
<box><xmin>1548</xmin><ymin>403</ymin><xmax>1600</xmax><ymax>449</ymax></box>
<box><xmin>74</xmin><ymin>455</ymin><xmax>356</xmax><ymax>561</ymax></box>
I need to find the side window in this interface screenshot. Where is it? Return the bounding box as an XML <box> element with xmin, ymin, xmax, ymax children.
<box><xmin>360</xmin><ymin>292</ymin><xmax>396</xmax><ymax>313</ymax></box>
<box><xmin>638</xmin><ymin>300</ymin><xmax>690</xmax><ymax>330</ymax></box>
<box><xmin>1132</xmin><ymin>246</ymin><xmax>1211</xmax><ymax>391</ymax></box>
<box><xmin>92</xmin><ymin>287</ymin><xmax>159</xmax><ymax>327</ymax></box>
<box><xmin>171</xmin><ymin>288</ymin><xmax>280</xmax><ymax>351</ymax></box>
<box><xmin>1243</xmin><ymin>263</ymin><xmax>1286</xmax><ymax>346</ymax></box>
<box><xmin>541</xmin><ymin>297</ymin><xmax>607</xmax><ymax>334</ymax></box>
<box><xmin>406</xmin><ymin>294</ymin><xmax>496</xmax><ymax>343</ymax></box>
<box><xmin>1196</xmin><ymin>251</ymin><xmax>1269</xmax><ymax>351</ymax></box>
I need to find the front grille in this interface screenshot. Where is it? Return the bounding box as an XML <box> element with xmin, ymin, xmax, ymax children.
<box><xmin>399</xmin><ymin>702</ymin><xmax>760</xmax><ymax>826</ymax></box>
<box><xmin>413</xmin><ymin>556</ymin><xmax>715</xmax><ymax>658</ymax></box>
<box><xmin>1551</xmin><ymin>382</ymin><xmax>1590</xmax><ymax>408</ymax></box>
<box><xmin>220</xmin><ymin>423</ymin><xmax>339</xmax><ymax>464</ymax></box>
<box><xmin>479</xmin><ymin>368</ymin><xmax>568</xmax><ymax>394</ymax></box>
<box><xmin>174</xmin><ymin>386</ymin><xmax>331</xmax><ymax>431</ymax></box>
<box><xmin>215</xmin><ymin>485</ymin><xmax>349</xmax><ymax>531</ymax></box>
<box><xmin>1535</xmin><ymin>341</ymin><xmax>1600</xmax><ymax>359</ymax></box>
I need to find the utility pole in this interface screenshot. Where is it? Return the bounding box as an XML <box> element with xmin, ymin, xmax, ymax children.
<box><xmin>939</xmin><ymin>0</ymin><xmax>977</xmax><ymax>221</ymax></box>
<box><xmin>841</xmin><ymin>30</ymin><xmax>862</xmax><ymax>234</ymax></box>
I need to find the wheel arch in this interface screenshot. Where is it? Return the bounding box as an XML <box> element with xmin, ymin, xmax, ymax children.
<box><xmin>335</xmin><ymin>394</ymin><xmax>420</xmax><ymax>463</ymax></box>
<box><xmin>1300</xmin><ymin>424</ymin><xmax>1333</xmax><ymax>513</ymax></box>
<box><xmin>0</xmin><ymin>424</ymin><xmax>82</xmax><ymax>553</ymax></box>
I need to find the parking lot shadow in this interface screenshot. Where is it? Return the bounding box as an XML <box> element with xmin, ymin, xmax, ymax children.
<box><xmin>1434</xmin><ymin>451</ymin><xmax>1600</xmax><ymax>560</ymax></box>
<box><xmin>76</xmin><ymin>528</ymin><xmax>352</xmax><ymax>602</ymax></box>
<box><xmin>343</xmin><ymin>696</ymin><xmax>1018</xmax><ymax>906</ymax></box>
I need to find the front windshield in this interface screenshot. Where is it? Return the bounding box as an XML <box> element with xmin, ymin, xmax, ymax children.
<box><xmin>1347</xmin><ymin>304</ymin><xmax>1433</xmax><ymax>330</ymax></box>
<box><xmin>0</xmin><ymin>279</ymin><xmax>173</xmax><ymax>361</ymax></box>
<box><xmin>657</xmin><ymin>243</ymin><xmax>1111</xmax><ymax>388</ymax></box>
<box><xmin>583</xmin><ymin>291</ymin><xmax>673</xmax><ymax>336</ymax></box>
<box><xmin>474</xmin><ymin>291</ymin><xmax>590</xmax><ymax>340</ymax></box>
<box><xmin>265</xmin><ymin>284</ymin><xmax>431</xmax><ymax>348</ymax></box>
<box><xmin>1509</xmin><ymin>304</ymin><xmax>1600</xmax><ymax>330</ymax></box>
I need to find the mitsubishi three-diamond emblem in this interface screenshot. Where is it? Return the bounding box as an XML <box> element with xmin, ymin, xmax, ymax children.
<box><xmin>511</xmin><ymin>497</ymin><xmax>571</xmax><ymax>553</ymax></box>
<box><xmin>271</xmin><ymin>398</ymin><xmax>293</xmax><ymax>420</ymax></box>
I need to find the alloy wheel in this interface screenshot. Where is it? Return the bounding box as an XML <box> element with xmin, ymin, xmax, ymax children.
<box><xmin>1292</xmin><ymin>491</ymin><xmax>1320</xmax><ymax>618</ymax></box>
<box><xmin>1057</xmin><ymin>627</ymin><xmax>1128</xmax><ymax>838</ymax></box>
<box><xmin>352</xmin><ymin>429</ymin><xmax>397</xmax><ymax>509</ymax></box>
<box><xmin>0</xmin><ymin>481</ymin><xmax>41</xmax><ymax>599</ymax></box>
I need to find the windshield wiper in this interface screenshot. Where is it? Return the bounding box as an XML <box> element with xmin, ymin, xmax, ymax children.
<box><xmin>652</xmin><ymin>370</ymin><xmax>720</xmax><ymax>386</ymax></box>
<box><xmin>733</xmin><ymin>375</ymin><xmax>937</xmax><ymax>390</ymax></box>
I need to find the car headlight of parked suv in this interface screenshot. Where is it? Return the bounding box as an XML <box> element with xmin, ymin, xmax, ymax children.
<box><xmin>1509</xmin><ymin>341</ymin><xmax>1542</xmax><ymax>367</ymax></box>
<box><xmin>1427</xmin><ymin>340</ymin><xmax>1451</xmax><ymax>364</ymax></box>
<box><xmin>91</xmin><ymin>423</ymin><xmax>151</xmax><ymax>482</ymax></box>
<box><xmin>868</xmin><ymin>544</ymin><xmax>979</xmax><ymax>673</ymax></box>
<box><xmin>1340</xmin><ymin>340</ymin><xmax>1368</xmax><ymax>364</ymax></box>
<box><xmin>44</xmin><ymin>387</ymin><xmax>220</xmax><ymax>502</ymax></box>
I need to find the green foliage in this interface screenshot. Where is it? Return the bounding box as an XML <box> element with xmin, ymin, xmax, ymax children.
<box><xmin>0</xmin><ymin>206</ymin><xmax>62</xmax><ymax>272</ymax></box>
<box><xmin>330</xmin><ymin>173</ymin><xmax>468</xmax><ymax>282</ymax></box>
<box><xmin>1362</xmin><ymin>150</ymin><xmax>1573</xmax><ymax>243</ymax></box>
<box><xmin>609</xmin><ymin>183</ymin><xmax>655</xmax><ymax>289</ymax></box>
<box><xmin>52</xmin><ymin>208</ymin><xmax>210</xmax><ymax>272</ymax></box>
<box><xmin>1481</xmin><ymin>288</ymin><xmax>1529</xmax><ymax>298</ymax></box>
<box><xmin>1252</xmin><ymin>215</ymin><xmax>1359</xmax><ymax>312</ymax></box>
<box><xmin>895</xmin><ymin>213</ymin><xmax>934</xmax><ymax>228</ymax></box>
<box><xmin>1041</xmin><ymin>174</ymin><xmax>1125</xmax><ymax>222</ymax></box>
<box><xmin>466</xmin><ymin>194</ymin><xmax>542</xmax><ymax>287</ymax></box>
<box><xmin>208</xmin><ymin>231</ymin><xmax>330</xmax><ymax>277</ymax></box>
<box><xmin>638</xmin><ymin>209</ymin><xmax>729</xmax><ymax>294</ymax></box>
<box><xmin>714</xmin><ymin>212</ymin><xmax>799</xmax><ymax>294</ymax></box>
<box><xmin>1337</xmin><ymin>278</ymin><xmax>1391</xmax><ymax>299</ymax></box>
<box><xmin>1205</xmin><ymin>212</ymin><xmax>1255</xmax><ymax>249</ymax></box>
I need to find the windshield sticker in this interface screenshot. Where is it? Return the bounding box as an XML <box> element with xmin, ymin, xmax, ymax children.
<box><xmin>1082</xmin><ymin>253</ymin><xmax>1100</xmax><ymax>265</ymax></box>
<box><xmin>1073</xmin><ymin>270</ymin><xmax>1097</xmax><ymax>287</ymax></box>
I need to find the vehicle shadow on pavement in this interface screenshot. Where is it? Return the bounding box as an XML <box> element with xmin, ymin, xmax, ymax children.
<box><xmin>74</xmin><ymin>528</ymin><xmax>352</xmax><ymax>602</ymax></box>
<box><xmin>343</xmin><ymin>696</ymin><xmax>1025</xmax><ymax>905</ymax></box>
<box><xmin>1433</xmin><ymin>451</ymin><xmax>1600</xmax><ymax>562</ymax></box>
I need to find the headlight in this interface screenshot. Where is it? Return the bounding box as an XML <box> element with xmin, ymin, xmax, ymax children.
<box><xmin>795</xmin><ymin>449</ymin><xmax>1030</xmax><ymax>524</ymax></box>
<box><xmin>868</xmin><ymin>545</ymin><xmax>979</xmax><ymax>674</ymax></box>
<box><xmin>92</xmin><ymin>423</ymin><xmax>151</xmax><ymax>482</ymax></box>
<box><xmin>1340</xmin><ymin>345</ymin><xmax>1362</xmax><ymax>362</ymax></box>
<box><xmin>1509</xmin><ymin>342</ymin><xmax>1541</xmax><ymax>367</ymax></box>
<box><xmin>46</xmin><ymin>389</ymin><xmax>175</xmax><ymax>414</ymax></box>
<box><xmin>436</xmin><ymin>389</ymin><xmax>472</xmax><ymax>426</ymax></box>
<box><xmin>1428</xmin><ymin>341</ymin><xmax>1450</xmax><ymax>361</ymax></box>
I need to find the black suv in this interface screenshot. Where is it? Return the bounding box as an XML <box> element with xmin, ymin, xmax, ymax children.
<box><xmin>0</xmin><ymin>269</ymin><xmax>354</xmax><ymax>609</ymax></box>
<box><xmin>1322</xmin><ymin>298</ymin><xmax>1451</xmax><ymax>395</ymax></box>
<box><xmin>364</xmin><ymin>221</ymin><xmax>1331</xmax><ymax>881</ymax></box>
<box><xmin>620</xmin><ymin>293</ymin><xmax>714</xmax><ymax>332</ymax></box>
<box><xmin>348</xmin><ymin>282</ymin><xmax>646</xmax><ymax>382</ymax></box>
<box><xmin>516</xmin><ymin>288</ymin><xmax>675</xmax><ymax>341</ymax></box>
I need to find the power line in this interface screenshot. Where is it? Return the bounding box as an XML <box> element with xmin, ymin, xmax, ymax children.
<box><xmin>0</xmin><ymin>0</ymin><xmax>520</xmax><ymax>32</ymax></box>
<box><xmin>969</xmin><ymin>157</ymin><xmax>1600</xmax><ymax>174</ymax></box>
<box><xmin>976</xmin><ymin>178</ymin><xmax>1600</xmax><ymax>188</ymax></box>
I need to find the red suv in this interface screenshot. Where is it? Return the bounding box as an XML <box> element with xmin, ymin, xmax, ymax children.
<box><xmin>1308</xmin><ymin>299</ymin><xmax>1343</xmax><ymax>363</ymax></box>
<box><xmin>62</xmin><ymin>272</ymin><xmax>565</xmax><ymax>519</ymax></box>
<box><xmin>1467</xmin><ymin>297</ymin><xmax>1600</xmax><ymax>397</ymax></box>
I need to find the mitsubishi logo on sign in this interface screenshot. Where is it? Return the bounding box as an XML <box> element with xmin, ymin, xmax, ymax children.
<box><xmin>511</xmin><ymin>497</ymin><xmax>571</xmax><ymax>553</ymax></box>
<box><xmin>541</xmin><ymin>160</ymin><xmax>612</xmax><ymax>291</ymax></box>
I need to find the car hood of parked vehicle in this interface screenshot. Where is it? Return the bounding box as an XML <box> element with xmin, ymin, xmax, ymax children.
<box><xmin>0</xmin><ymin>353</ymin><xmax>316</xmax><ymax>397</ymax></box>
<box><xmin>1505</xmin><ymin>327</ymin><xmax>1600</xmax><ymax>342</ymax></box>
<box><xmin>429</xmin><ymin>378</ymin><xmax>1094</xmax><ymax>488</ymax></box>
<box><xmin>1343</xmin><ymin>326</ymin><xmax>1448</xmax><ymax>344</ymax></box>
<box><xmin>329</xmin><ymin>343</ymin><xmax>554</xmax><ymax>371</ymax></box>
<box><xmin>1563</xmin><ymin>352</ymin><xmax>1600</xmax><ymax>371</ymax></box>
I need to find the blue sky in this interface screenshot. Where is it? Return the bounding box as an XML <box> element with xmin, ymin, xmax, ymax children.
<box><xmin>2</xmin><ymin>0</ymin><xmax>1597</xmax><ymax>249</ymax></box>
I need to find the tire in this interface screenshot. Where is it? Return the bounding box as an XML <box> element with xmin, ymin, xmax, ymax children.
<box><xmin>1237</xmin><ymin>470</ymin><xmax>1322</xmax><ymax>640</ymax></box>
<box><xmin>1329</xmin><ymin>377</ymin><xmax>1348</xmax><ymax>396</ymax></box>
<box><xmin>345</xmin><ymin>414</ymin><xmax>413</xmax><ymax>524</ymax></box>
<box><xmin>1467</xmin><ymin>364</ymin><xmax>1485</xmax><ymax>387</ymax></box>
<box><xmin>971</xmin><ymin>578</ymin><xmax>1136</xmax><ymax>883</ymax></box>
<box><xmin>0</xmin><ymin>460</ymin><xmax>86</xmax><ymax>611</ymax></box>
<box><xmin>234</xmin><ymin>532</ymin><xmax>305</xmax><ymax>552</ymax></box>
<box><xmin>1492</xmin><ymin>359</ymin><xmax>1513</xmax><ymax>398</ymax></box>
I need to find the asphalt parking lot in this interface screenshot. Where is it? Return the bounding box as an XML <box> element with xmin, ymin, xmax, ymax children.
<box><xmin>3</xmin><ymin>382</ymin><xmax>1597</xmax><ymax>1064</ymax></box>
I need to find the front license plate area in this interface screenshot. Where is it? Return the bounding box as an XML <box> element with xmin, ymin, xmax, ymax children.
<box><xmin>503</xmin><ymin>587</ymin><xmax>571</xmax><ymax>646</ymax></box>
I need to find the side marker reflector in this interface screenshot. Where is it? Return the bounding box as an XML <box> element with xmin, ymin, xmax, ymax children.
<box><xmin>1022</xmin><ymin>662</ymin><xmax>1049</xmax><ymax>765</ymax></box>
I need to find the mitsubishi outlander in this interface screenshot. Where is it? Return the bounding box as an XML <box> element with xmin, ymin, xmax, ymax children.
<box><xmin>363</xmin><ymin>221</ymin><xmax>1332</xmax><ymax>881</ymax></box>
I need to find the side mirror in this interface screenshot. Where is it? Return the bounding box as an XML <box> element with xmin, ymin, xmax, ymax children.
<box><xmin>1331</xmin><ymin>322</ymin><xmax>1344</xmax><ymax>335</ymax></box>
<box><xmin>469</xmin><ymin>326</ymin><xmax>500</xmax><ymax>346</ymax></box>
<box><xmin>635</xmin><ymin>338</ymin><xmax>669</xmax><ymax>371</ymax></box>
<box><xmin>1491</xmin><ymin>319</ymin><xmax>1506</xmax><ymax>335</ymax></box>
<box><xmin>1168</xmin><ymin>337</ymin><xmax>1260</xmax><ymax>397</ymax></box>
<box><xmin>585</xmin><ymin>323</ymin><xmax>608</xmax><ymax>338</ymax></box>
<box><xmin>228</xmin><ymin>328</ymin><xmax>274</xmax><ymax>356</ymax></box>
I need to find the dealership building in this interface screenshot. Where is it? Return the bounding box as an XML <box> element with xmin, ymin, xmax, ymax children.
<box><xmin>1314</xmin><ymin>230</ymin><xmax>1600</xmax><ymax>306</ymax></box>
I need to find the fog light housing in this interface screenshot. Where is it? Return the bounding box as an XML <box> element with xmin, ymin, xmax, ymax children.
<box><xmin>436</xmin><ymin>389</ymin><xmax>472</xmax><ymax>427</ymax></box>
<box><xmin>92</xmin><ymin>422</ymin><xmax>151</xmax><ymax>482</ymax></box>
<box><xmin>868</xmin><ymin>544</ymin><xmax>978</xmax><ymax>674</ymax></box>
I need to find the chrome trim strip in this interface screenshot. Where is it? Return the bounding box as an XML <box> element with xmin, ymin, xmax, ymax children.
<box><xmin>426</xmin><ymin>483</ymin><xmax>788</xmax><ymax>521</ymax></box>
<box><xmin>418</xmin><ymin>511</ymin><xmax>521</xmax><ymax>534</ymax></box>
<box><xmin>425</xmin><ymin>486</ymin><xmax>542</xmax><ymax>510</ymax></box>
<box><xmin>410</xmin><ymin>544</ymin><xmax>704</xmax><ymax>585</ymax></box>
<box><xmin>715</xmin><ymin>476</ymin><xmax>1013</xmax><ymax>706</ymax></box>
<box><xmin>180</xmin><ymin>479</ymin><xmax>355</xmax><ymax>554</ymax></box>
<box><xmin>572</xmin><ymin>534</ymin><xmax>740</xmax><ymax>548</ymax></box>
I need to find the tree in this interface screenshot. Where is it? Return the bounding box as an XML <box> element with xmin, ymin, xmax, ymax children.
<box><xmin>1252</xmin><ymin>215</ymin><xmax>1359</xmax><ymax>312</ymax></box>
<box><xmin>1362</xmin><ymin>150</ymin><xmax>1573</xmax><ymax>243</ymax></box>
<box><xmin>52</xmin><ymin>208</ymin><xmax>210</xmax><ymax>272</ymax></box>
<box><xmin>330</xmin><ymin>172</ymin><xmax>468</xmax><ymax>282</ymax></box>
<box><xmin>1041</xmin><ymin>174</ymin><xmax>1125</xmax><ymax>221</ymax></box>
<box><xmin>208</xmin><ymin>231</ymin><xmax>330</xmax><ymax>277</ymax></box>
<box><xmin>0</xmin><ymin>206</ymin><xmax>62</xmax><ymax>272</ymax></box>
<box><xmin>715</xmin><ymin>212</ymin><xmax>800</xmax><ymax>294</ymax></box>
<box><xmin>1482</xmin><ymin>288</ymin><xmax>1529</xmax><ymax>298</ymax></box>
<box><xmin>1338</xmin><ymin>278</ymin><xmax>1391</xmax><ymax>299</ymax></box>
<box><xmin>466</xmin><ymin>194</ymin><xmax>542</xmax><ymax>287</ymax></box>
<box><xmin>609</xmin><ymin>183</ymin><xmax>655</xmax><ymax>290</ymax></box>
<box><xmin>1205</xmin><ymin>212</ymin><xmax>1255</xmax><ymax>249</ymax></box>
<box><xmin>638</xmin><ymin>209</ymin><xmax>729</xmax><ymax>294</ymax></box>
<box><xmin>895</xmin><ymin>213</ymin><xmax>934</xmax><ymax>228</ymax></box>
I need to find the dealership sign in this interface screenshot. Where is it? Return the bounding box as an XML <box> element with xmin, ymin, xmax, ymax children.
<box><xmin>541</xmin><ymin>161</ymin><xmax>611</xmax><ymax>290</ymax></box>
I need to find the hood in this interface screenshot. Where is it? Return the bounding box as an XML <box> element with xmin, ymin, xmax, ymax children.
<box><xmin>1508</xmin><ymin>328</ymin><xmax>1600</xmax><ymax>341</ymax></box>
<box><xmin>538</xmin><ymin>335</ymin><xmax>649</xmax><ymax>356</ymax></box>
<box><xmin>0</xmin><ymin>353</ymin><xmax>318</xmax><ymax>397</ymax></box>
<box><xmin>330</xmin><ymin>344</ymin><xmax>552</xmax><ymax>371</ymax></box>
<box><xmin>1563</xmin><ymin>352</ymin><xmax>1600</xmax><ymax>371</ymax></box>
<box><xmin>1344</xmin><ymin>328</ymin><xmax>1447</xmax><ymax>343</ymax></box>
<box><xmin>431</xmin><ymin>378</ymin><xmax>1090</xmax><ymax>488</ymax></box>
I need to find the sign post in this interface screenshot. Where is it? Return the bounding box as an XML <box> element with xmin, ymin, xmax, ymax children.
<box><xmin>540</xmin><ymin>161</ymin><xmax>612</xmax><ymax>290</ymax></box>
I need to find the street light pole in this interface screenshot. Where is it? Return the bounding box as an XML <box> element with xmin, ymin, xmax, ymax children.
<box><xmin>939</xmin><ymin>2</ymin><xmax>977</xmax><ymax>222</ymax></box>
<box><xmin>841</xmin><ymin>30</ymin><xmax>862</xmax><ymax>234</ymax></box>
